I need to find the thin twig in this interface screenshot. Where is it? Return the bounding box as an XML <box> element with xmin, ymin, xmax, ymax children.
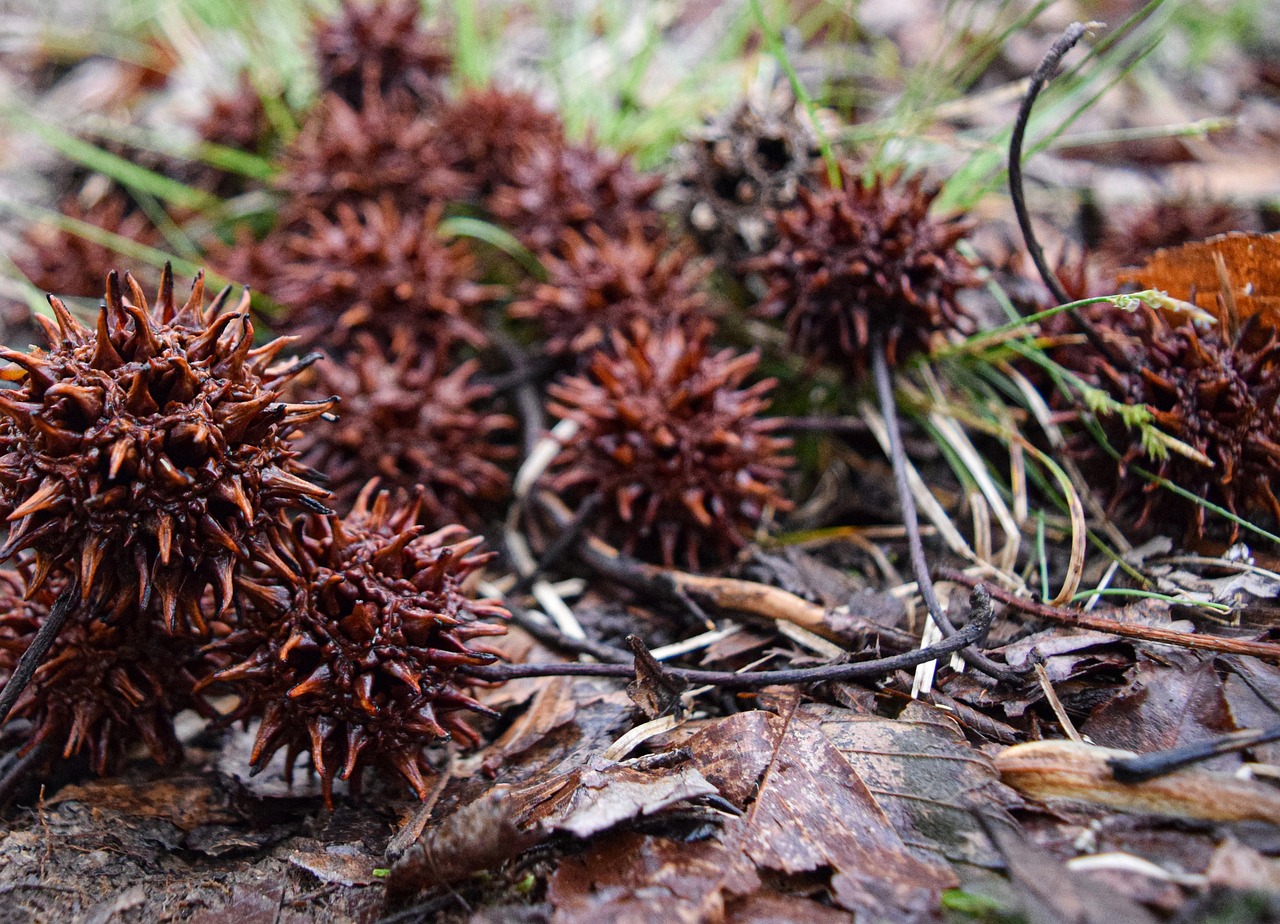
<box><xmin>506</xmin><ymin>493</ymin><xmax>603</xmax><ymax>597</ymax></box>
<box><xmin>772</xmin><ymin>415</ymin><xmax>871</xmax><ymax>435</ymax></box>
<box><xmin>1008</xmin><ymin>21</ymin><xmax>1088</xmax><ymax>308</ymax></box>
<box><xmin>503</xmin><ymin>597</ymin><xmax>632</xmax><ymax>664</ymax></box>
<box><xmin>0</xmin><ymin>579</ymin><xmax>79</xmax><ymax>724</ymax></box>
<box><xmin>1006</xmin><ymin>23</ymin><xmax>1133</xmax><ymax>372</ymax></box>
<box><xmin>468</xmin><ymin>586</ymin><xmax>993</xmax><ymax>688</ymax></box>
<box><xmin>535</xmin><ymin>491</ymin><xmax>844</xmax><ymax>642</ymax></box>
<box><xmin>871</xmin><ymin>336</ymin><xmax>1020</xmax><ymax>682</ymax></box>
<box><xmin>942</xmin><ymin>569</ymin><xmax>1280</xmax><ymax>661</ymax></box>
<box><xmin>491</xmin><ymin>331</ymin><xmax>546</xmax><ymax>458</ymax></box>
<box><xmin>1109</xmin><ymin>724</ymin><xmax>1280</xmax><ymax>783</ymax></box>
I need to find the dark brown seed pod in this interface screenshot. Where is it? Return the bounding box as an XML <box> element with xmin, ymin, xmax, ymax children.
<box><xmin>204</xmin><ymin>486</ymin><xmax>508</xmax><ymax>806</ymax></box>
<box><xmin>0</xmin><ymin>566</ymin><xmax>212</xmax><ymax>775</ymax></box>
<box><xmin>436</xmin><ymin>87</ymin><xmax>566</xmax><ymax>199</ymax></box>
<box><xmin>277</xmin><ymin>90</ymin><xmax>473</xmax><ymax>220</ymax></box>
<box><xmin>197</xmin><ymin>76</ymin><xmax>280</xmax><ymax>160</ymax></box>
<box><xmin>314</xmin><ymin>0</ymin><xmax>451</xmax><ymax>110</ymax></box>
<box><xmin>266</xmin><ymin>198</ymin><xmax>494</xmax><ymax>356</ymax></box>
<box><xmin>667</xmin><ymin>87</ymin><xmax>820</xmax><ymax>266</ymax></box>
<box><xmin>748</xmin><ymin>165</ymin><xmax>977</xmax><ymax>378</ymax></box>
<box><xmin>509</xmin><ymin>220</ymin><xmax>711</xmax><ymax>357</ymax></box>
<box><xmin>486</xmin><ymin>137</ymin><xmax>663</xmax><ymax>256</ymax></box>
<box><xmin>0</xmin><ymin>265</ymin><xmax>334</xmax><ymax>634</ymax></box>
<box><xmin>546</xmin><ymin>321</ymin><xmax>793</xmax><ymax>568</ymax></box>
<box><xmin>1098</xmin><ymin>199</ymin><xmax>1257</xmax><ymax>275</ymax></box>
<box><xmin>293</xmin><ymin>333</ymin><xmax>516</xmax><ymax>519</ymax></box>
<box><xmin>1056</xmin><ymin>304</ymin><xmax>1280</xmax><ymax>540</ymax></box>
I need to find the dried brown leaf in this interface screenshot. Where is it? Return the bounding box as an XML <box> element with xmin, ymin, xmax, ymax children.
<box><xmin>985</xmin><ymin>814</ymin><xmax>1160</xmax><ymax>924</ymax></box>
<box><xmin>796</xmin><ymin>701</ymin><xmax>1023</xmax><ymax>867</ymax></box>
<box><xmin>388</xmin><ymin>755</ymin><xmax>718</xmax><ymax>898</ymax></box>
<box><xmin>1082</xmin><ymin>655</ymin><xmax>1238</xmax><ymax>770</ymax></box>
<box><xmin>1116</xmin><ymin>231</ymin><xmax>1280</xmax><ymax>322</ymax></box>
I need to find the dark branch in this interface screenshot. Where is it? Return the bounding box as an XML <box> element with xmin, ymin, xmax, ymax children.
<box><xmin>0</xmin><ymin>578</ymin><xmax>79</xmax><ymax>724</ymax></box>
<box><xmin>871</xmin><ymin>335</ymin><xmax>1021</xmax><ymax>683</ymax></box>
<box><xmin>468</xmin><ymin>585</ymin><xmax>994</xmax><ymax>688</ymax></box>
<box><xmin>1110</xmin><ymin>724</ymin><xmax>1280</xmax><ymax>783</ymax></box>
<box><xmin>1008</xmin><ymin>21</ymin><xmax>1087</xmax><ymax>308</ymax></box>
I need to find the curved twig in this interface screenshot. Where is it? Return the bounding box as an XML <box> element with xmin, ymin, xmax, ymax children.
<box><xmin>1008</xmin><ymin>21</ymin><xmax>1088</xmax><ymax>307</ymax></box>
<box><xmin>871</xmin><ymin>336</ymin><xmax>1021</xmax><ymax>682</ymax></box>
<box><xmin>469</xmin><ymin>585</ymin><xmax>993</xmax><ymax>688</ymax></box>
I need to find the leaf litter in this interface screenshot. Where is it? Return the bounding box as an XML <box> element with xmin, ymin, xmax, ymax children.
<box><xmin>0</xmin><ymin>0</ymin><xmax>1280</xmax><ymax>922</ymax></box>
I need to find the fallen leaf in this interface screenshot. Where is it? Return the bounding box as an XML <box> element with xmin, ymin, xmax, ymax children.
<box><xmin>985</xmin><ymin>815</ymin><xmax>1161</xmax><ymax>924</ymax></box>
<box><xmin>284</xmin><ymin>838</ymin><xmax>381</xmax><ymax>886</ymax></box>
<box><xmin>479</xmin><ymin>675</ymin><xmax>578</xmax><ymax>774</ymax></box>
<box><xmin>1116</xmin><ymin>231</ymin><xmax>1280</xmax><ymax>321</ymax></box>
<box><xmin>387</xmin><ymin>754</ymin><xmax>719</xmax><ymax>899</ymax></box>
<box><xmin>1083</xmin><ymin>655</ymin><xmax>1239</xmax><ymax>771</ymax></box>
<box><xmin>1205</xmin><ymin>838</ymin><xmax>1280</xmax><ymax>893</ymax></box>
<box><xmin>549</xmin><ymin>709</ymin><xmax>956</xmax><ymax>921</ymax></box>
<box><xmin>796</xmin><ymin>701</ymin><xmax>1023</xmax><ymax>867</ymax></box>
<box><xmin>626</xmin><ymin>634</ymin><xmax>688</xmax><ymax>719</ymax></box>
<box><xmin>1221</xmin><ymin>656</ymin><xmax>1280</xmax><ymax>765</ymax></box>
<box><xmin>46</xmin><ymin>775</ymin><xmax>239</xmax><ymax>831</ymax></box>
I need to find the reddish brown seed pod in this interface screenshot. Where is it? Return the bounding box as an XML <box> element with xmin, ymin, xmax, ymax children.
<box><xmin>0</xmin><ymin>265</ymin><xmax>334</xmax><ymax>634</ymax></box>
<box><xmin>509</xmin><ymin>220</ymin><xmax>711</xmax><ymax>357</ymax></box>
<box><xmin>313</xmin><ymin>0</ymin><xmax>451</xmax><ymax>110</ymax></box>
<box><xmin>204</xmin><ymin>486</ymin><xmax>508</xmax><ymax>806</ymax></box>
<box><xmin>748</xmin><ymin>164</ymin><xmax>977</xmax><ymax>377</ymax></box>
<box><xmin>486</xmin><ymin>136</ymin><xmax>663</xmax><ymax>256</ymax></box>
<box><xmin>293</xmin><ymin>333</ymin><xmax>516</xmax><ymax>520</ymax></box>
<box><xmin>263</xmin><ymin>198</ymin><xmax>494</xmax><ymax>356</ymax></box>
<box><xmin>435</xmin><ymin>86</ymin><xmax>566</xmax><ymax>199</ymax></box>
<box><xmin>545</xmin><ymin>321</ymin><xmax>794</xmax><ymax>568</ymax></box>
<box><xmin>1054</xmin><ymin>302</ymin><xmax>1280</xmax><ymax>540</ymax></box>
<box><xmin>277</xmin><ymin>89</ymin><xmax>473</xmax><ymax>220</ymax></box>
<box><xmin>0</xmin><ymin>566</ymin><xmax>212</xmax><ymax>775</ymax></box>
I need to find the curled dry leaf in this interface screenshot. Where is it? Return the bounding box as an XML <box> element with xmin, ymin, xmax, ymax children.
<box><xmin>995</xmin><ymin>739</ymin><xmax>1280</xmax><ymax>823</ymax></box>
<box><xmin>386</xmin><ymin>755</ymin><xmax>719</xmax><ymax>899</ymax></box>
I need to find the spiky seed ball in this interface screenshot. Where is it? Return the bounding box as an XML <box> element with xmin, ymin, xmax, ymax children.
<box><xmin>668</xmin><ymin>88</ymin><xmax>820</xmax><ymax>265</ymax></box>
<box><xmin>546</xmin><ymin>321</ymin><xmax>794</xmax><ymax>568</ymax></box>
<box><xmin>436</xmin><ymin>87</ymin><xmax>567</xmax><ymax>199</ymax></box>
<box><xmin>1099</xmin><ymin>200</ymin><xmax>1256</xmax><ymax>274</ymax></box>
<box><xmin>486</xmin><ymin>138</ymin><xmax>663</xmax><ymax>256</ymax></box>
<box><xmin>0</xmin><ymin>567</ymin><xmax>212</xmax><ymax>775</ymax></box>
<box><xmin>277</xmin><ymin>90</ymin><xmax>473</xmax><ymax>220</ymax></box>
<box><xmin>1057</xmin><ymin>305</ymin><xmax>1280</xmax><ymax>539</ymax></box>
<box><xmin>205</xmin><ymin>487</ymin><xmax>508</xmax><ymax>806</ymax></box>
<box><xmin>15</xmin><ymin>193</ymin><xmax>159</xmax><ymax>303</ymax></box>
<box><xmin>198</xmin><ymin>77</ymin><xmax>277</xmax><ymax>156</ymax></box>
<box><xmin>314</xmin><ymin>0</ymin><xmax>451</xmax><ymax>110</ymax></box>
<box><xmin>293</xmin><ymin>334</ymin><xmax>516</xmax><ymax>519</ymax></box>
<box><xmin>749</xmin><ymin>165</ymin><xmax>977</xmax><ymax>377</ymax></box>
<box><xmin>0</xmin><ymin>266</ymin><xmax>334</xmax><ymax>633</ymax></box>
<box><xmin>509</xmin><ymin>221</ymin><xmax>711</xmax><ymax>357</ymax></box>
<box><xmin>266</xmin><ymin>198</ymin><xmax>493</xmax><ymax>356</ymax></box>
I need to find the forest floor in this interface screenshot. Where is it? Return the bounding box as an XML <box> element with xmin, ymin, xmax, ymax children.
<box><xmin>0</xmin><ymin>0</ymin><xmax>1279</xmax><ymax>921</ymax></box>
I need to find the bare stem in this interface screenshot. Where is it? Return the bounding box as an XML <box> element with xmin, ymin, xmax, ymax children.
<box><xmin>871</xmin><ymin>335</ymin><xmax>1020</xmax><ymax>683</ymax></box>
<box><xmin>468</xmin><ymin>586</ymin><xmax>993</xmax><ymax>688</ymax></box>
<box><xmin>1008</xmin><ymin>21</ymin><xmax>1087</xmax><ymax>308</ymax></box>
<box><xmin>0</xmin><ymin>579</ymin><xmax>79</xmax><ymax>724</ymax></box>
